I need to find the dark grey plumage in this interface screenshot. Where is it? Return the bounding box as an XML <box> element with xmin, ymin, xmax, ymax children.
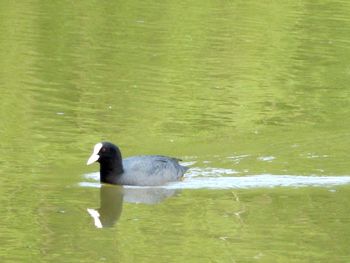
<box><xmin>118</xmin><ymin>156</ymin><xmax>188</xmax><ymax>186</ymax></box>
<box><xmin>87</xmin><ymin>142</ymin><xmax>189</xmax><ymax>186</ymax></box>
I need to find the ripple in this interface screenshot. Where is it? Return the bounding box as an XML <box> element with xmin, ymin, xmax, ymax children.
<box><xmin>81</xmin><ymin>171</ymin><xmax>350</xmax><ymax>189</ymax></box>
<box><xmin>164</xmin><ymin>175</ymin><xmax>350</xmax><ymax>189</ymax></box>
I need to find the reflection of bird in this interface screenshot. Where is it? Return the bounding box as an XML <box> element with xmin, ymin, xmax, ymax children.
<box><xmin>123</xmin><ymin>187</ymin><xmax>179</xmax><ymax>204</ymax></box>
<box><xmin>87</xmin><ymin>184</ymin><xmax>123</xmax><ymax>228</ymax></box>
<box><xmin>87</xmin><ymin>142</ymin><xmax>189</xmax><ymax>186</ymax></box>
<box><xmin>87</xmin><ymin>185</ymin><xmax>179</xmax><ymax>228</ymax></box>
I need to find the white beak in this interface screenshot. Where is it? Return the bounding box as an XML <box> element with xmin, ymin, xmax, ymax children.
<box><xmin>87</xmin><ymin>154</ymin><xmax>99</xmax><ymax>165</ymax></box>
<box><xmin>87</xmin><ymin>143</ymin><xmax>103</xmax><ymax>165</ymax></box>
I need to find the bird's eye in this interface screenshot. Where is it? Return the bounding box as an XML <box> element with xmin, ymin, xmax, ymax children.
<box><xmin>101</xmin><ymin>147</ymin><xmax>106</xmax><ymax>153</ymax></box>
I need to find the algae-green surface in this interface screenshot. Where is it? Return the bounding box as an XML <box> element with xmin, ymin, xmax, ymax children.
<box><xmin>1</xmin><ymin>1</ymin><xmax>350</xmax><ymax>262</ymax></box>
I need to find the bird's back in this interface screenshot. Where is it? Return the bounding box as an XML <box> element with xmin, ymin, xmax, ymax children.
<box><xmin>118</xmin><ymin>155</ymin><xmax>188</xmax><ymax>186</ymax></box>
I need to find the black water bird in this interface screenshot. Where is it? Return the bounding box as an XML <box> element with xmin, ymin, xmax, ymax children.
<box><xmin>87</xmin><ymin>142</ymin><xmax>188</xmax><ymax>186</ymax></box>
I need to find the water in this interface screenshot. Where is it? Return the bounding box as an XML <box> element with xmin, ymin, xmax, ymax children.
<box><xmin>1</xmin><ymin>0</ymin><xmax>350</xmax><ymax>262</ymax></box>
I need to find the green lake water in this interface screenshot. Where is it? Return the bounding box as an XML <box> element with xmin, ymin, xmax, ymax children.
<box><xmin>1</xmin><ymin>1</ymin><xmax>350</xmax><ymax>262</ymax></box>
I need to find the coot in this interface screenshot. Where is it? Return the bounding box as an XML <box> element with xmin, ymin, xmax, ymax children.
<box><xmin>87</xmin><ymin>142</ymin><xmax>188</xmax><ymax>186</ymax></box>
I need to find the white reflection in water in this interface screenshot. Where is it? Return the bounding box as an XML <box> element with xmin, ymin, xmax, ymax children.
<box><xmin>165</xmin><ymin>175</ymin><xmax>350</xmax><ymax>189</ymax></box>
<box><xmin>81</xmin><ymin>169</ymin><xmax>350</xmax><ymax>189</ymax></box>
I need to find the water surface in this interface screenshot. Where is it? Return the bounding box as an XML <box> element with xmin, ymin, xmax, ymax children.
<box><xmin>1</xmin><ymin>1</ymin><xmax>350</xmax><ymax>262</ymax></box>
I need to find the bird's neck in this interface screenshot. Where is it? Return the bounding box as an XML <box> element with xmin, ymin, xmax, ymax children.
<box><xmin>100</xmin><ymin>159</ymin><xmax>124</xmax><ymax>184</ymax></box>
